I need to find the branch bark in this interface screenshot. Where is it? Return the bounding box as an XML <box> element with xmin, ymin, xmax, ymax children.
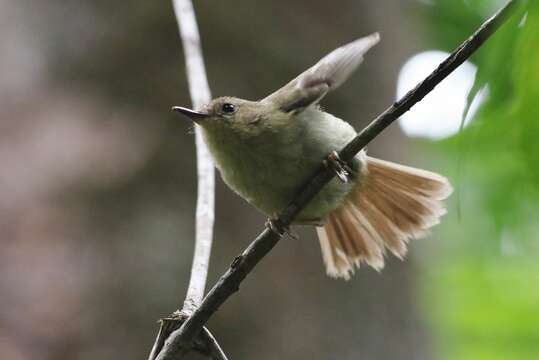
<box><xmin>154</xmin><ymin>1</ymin><xmax>521</xmax><ymax>359</ymax></box>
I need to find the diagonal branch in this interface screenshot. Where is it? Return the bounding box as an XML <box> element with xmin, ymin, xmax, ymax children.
<box><xmin>154</xmin><ymin>1</ymin><xmax>521</xmax><ymax>359</ymax></box>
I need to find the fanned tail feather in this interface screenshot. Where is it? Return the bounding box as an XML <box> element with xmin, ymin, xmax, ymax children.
<box><xmin>317</xmin><ymin>156</ymin><xmax>452</xmax><ymax>280</ymax></box>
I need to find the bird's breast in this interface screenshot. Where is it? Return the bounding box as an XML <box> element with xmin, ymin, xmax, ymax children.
<box><xmin>202</xmin><ymin>110</ymin><xmax>364</xmax><ymax>221</ymax></box>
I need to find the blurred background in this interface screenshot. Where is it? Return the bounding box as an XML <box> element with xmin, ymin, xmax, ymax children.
<box><xmin>0</xmin><ymin>0</ymin><xmax>537</xmax><ymax>359</ymax></box>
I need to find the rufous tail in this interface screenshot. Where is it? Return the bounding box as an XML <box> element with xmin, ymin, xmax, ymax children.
<box><xmin>316</xmin><ymin>156</ymin><xmax>452</xmax><ymax>280</ymax></box>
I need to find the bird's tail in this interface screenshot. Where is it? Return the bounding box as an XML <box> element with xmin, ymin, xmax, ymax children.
<box><xmin>316</xmin><ymin>156</ymin><xmax>452</xmax><ymax>280</ymax></box>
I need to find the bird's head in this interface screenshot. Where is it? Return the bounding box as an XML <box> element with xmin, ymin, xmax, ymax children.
<box><xmin>173</xmin><ymin>96</ymin><xmax>287</xmax><ymax>138</ymax></box>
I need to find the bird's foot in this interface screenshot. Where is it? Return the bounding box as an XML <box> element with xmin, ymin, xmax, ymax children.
<box><xmin>265</xmin><ymin>216</ymin><xmax>299</xmax><ymax>240</ymax></box>
<box><xmin>323</xmin><ymin>151</ymin><xmax>354</xmax><ymax>183</ymax></box>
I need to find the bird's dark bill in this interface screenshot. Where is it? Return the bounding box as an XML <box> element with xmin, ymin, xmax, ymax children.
<box><xmin>172</xmin><ymin>106</ymin><xmax>209</xmax><ymax>122</ymax></box>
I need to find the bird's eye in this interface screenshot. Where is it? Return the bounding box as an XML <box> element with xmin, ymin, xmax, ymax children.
<box><xmin>221</xmin><ymin>103</ymin><xmax>236</xmax><ymax>114</ymax></box>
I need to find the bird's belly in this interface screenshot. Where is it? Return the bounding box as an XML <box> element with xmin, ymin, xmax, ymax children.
<box><xmin>216</xmin><ymin>142</ymin><xmax>359</xmax><ymax>222</ymax></box>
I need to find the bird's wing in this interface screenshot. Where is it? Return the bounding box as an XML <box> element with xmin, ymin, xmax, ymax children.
<box><xmin>262</xmin><ymin>33</ymin><xmax>380</xmax><ymax>113</ymax></box>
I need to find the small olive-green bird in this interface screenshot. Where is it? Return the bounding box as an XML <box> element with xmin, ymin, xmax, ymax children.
<box><xmin>174</xmin><ymin>33</ymin><xmax>452</xmax><ymax>280</ymax></box>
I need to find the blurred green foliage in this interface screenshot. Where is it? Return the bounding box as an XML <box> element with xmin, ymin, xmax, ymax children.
<box><xmin>422</xmin><ymin>1</ymin><xmax>539</xmax><ymax>359</ymax></box>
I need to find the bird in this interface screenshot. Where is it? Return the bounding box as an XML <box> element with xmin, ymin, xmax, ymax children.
<box><xmin>173</xmin><ymin>33</ymin><xmax>452</xmax><ymax>280</ymax></box>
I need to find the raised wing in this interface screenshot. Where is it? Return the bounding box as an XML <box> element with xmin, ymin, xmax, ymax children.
<box><xmin>263</xmin><ymin>33</ymin><xmax>380</xmax><ymax>113</ymax></box>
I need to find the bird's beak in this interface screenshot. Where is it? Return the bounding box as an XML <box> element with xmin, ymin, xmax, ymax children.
<box><xmin>172</xmin><ymin>106</ymin><xmax>209</xmax><ymax>123</ymax></box>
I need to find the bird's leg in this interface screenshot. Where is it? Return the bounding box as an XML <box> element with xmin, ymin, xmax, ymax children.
<box><xmin>323</xmin><ymin>151</ymin><xmax>355</xmax><ymax>183</ymax></box>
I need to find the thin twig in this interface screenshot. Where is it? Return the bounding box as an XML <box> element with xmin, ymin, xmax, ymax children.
<box><xmin>148</xmin><ymin>319</ymin><xmax>183</xmax><ymax>360</ymax></box>
<box><xmin>198</xmin><ymin>328</ymin><xmax>229</xmax><ymax>360</ymax></box>
<box><xmin>154</xmin><ymin>1</ymin><xmax>521</xmax><ymax>359</ymax></box>
<box><xmin>148</xmin><ymin>0</ymin><xmax>222</xmax><ymax>358</ymax></box>
<box><xmin>172</xmin><ymin>0</ymin><xmax>215</xmax><ymax>317</ymax></box>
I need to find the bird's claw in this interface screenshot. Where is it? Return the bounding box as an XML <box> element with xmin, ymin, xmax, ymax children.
<box><xmin>323</xmin><ymin>151</ymin><xmax>354</xmax><ymax>183</ymax></box>
<box><xmin>265</xmin><ymin>217</ymin><xmax>287</xmax><ymax>236</ymax></box>
<box><xmin>265</xmin><ymin>217</ymin><xmax>299</xmax><ymax>240</ymax></box>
